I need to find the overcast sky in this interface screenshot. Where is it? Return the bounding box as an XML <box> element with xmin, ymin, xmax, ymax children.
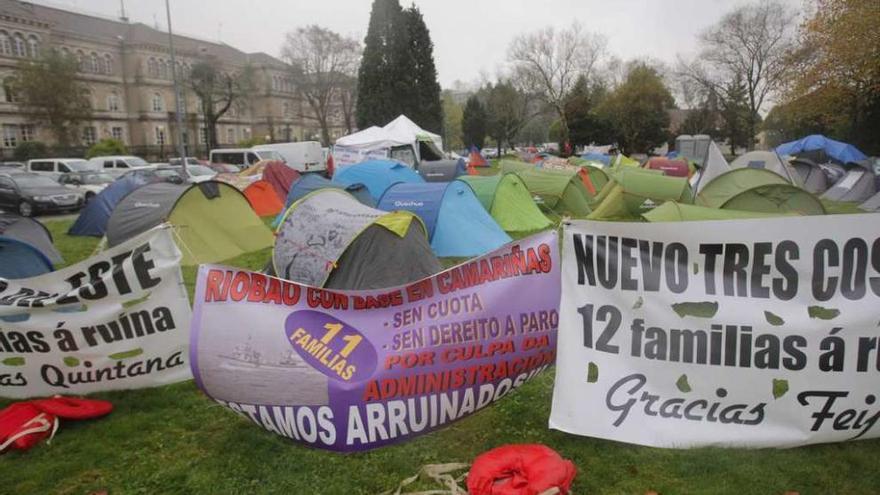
<box><xmin>34</xmin><ymin>0</ymin><xmax>802</xmax><ymax>88</ymax></box>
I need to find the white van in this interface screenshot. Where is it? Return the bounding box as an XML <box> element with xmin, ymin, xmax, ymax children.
<box><xmin>252</xmin><ymin>142</ymin><xmax>325</xmax><ymax>173</ymax></box>
<box><xmin>26</xmin><ymin>158</ymin><xmax>94</xmax><ymax>177</ymax></box>
<box><xmin>86</xmin><ymin>155</ymin><xmax>153</xmax><ymax>176</ymax></box>
<box><xmin>209</xmin><ymin>148</ymin><xmax>285</xmax><ymax>169</ymax></box>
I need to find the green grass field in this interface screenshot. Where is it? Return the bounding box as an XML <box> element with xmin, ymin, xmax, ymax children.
<box><xmin>2</xmin><ymin>218</ymin><xmax>880</xmax><ymax>495</ymax></box>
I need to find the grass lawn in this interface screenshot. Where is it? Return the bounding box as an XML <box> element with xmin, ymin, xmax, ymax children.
<box><xmin>2</xmin><ymin>218</ymin><xmax>879</xmax><ymax>495</ymax></box>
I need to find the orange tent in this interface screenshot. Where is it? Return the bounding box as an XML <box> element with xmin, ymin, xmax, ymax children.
<box><xmin>243</xmin><ymin>180</ymin><xmax>284</xmax><ymax>216</ymax></box>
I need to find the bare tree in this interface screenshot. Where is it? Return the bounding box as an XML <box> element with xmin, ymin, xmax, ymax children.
<box><xmin>190</xmin><ymin>58</ymin><xmax>254</xmax><ymax>149</ymax></box>
<box><xmin>507</xmin><ymin>22</ymin><xmax>606</xmax><ymax>144</ymax></box>
<box><xmin>282</xmin><ymin>25</ymin><xmax>361</xmax><ymax>145</ymax></box>
<box><xmin>678</xmin><ymin>1</ymin><xmax>795</xmax><ymax>148</ymax></box>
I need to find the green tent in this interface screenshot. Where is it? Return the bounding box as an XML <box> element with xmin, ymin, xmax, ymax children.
<box><xmin>499</xmin><ymin>159</ymin><xmax>535</xmax><ymax>174</ymax></box>
<box><xmin>643</xmin><ymin>202</ymin><xmax>788</xmax><ymax>222</ymax></box>
<box><xmin>459</xmin><ymin>173</ymin><xmax>553</xmax><ymax>233</ymax></box>
<box><xmin>610</xmin><ymin>154</ymin><xmax>641</xmax><ymax>169</ymax></box>
<box><xmin>588</xmin><ymin>168</ymin><xmax>691</xmax><ymax>221</ymax></box>
<box><xmin>513</xmin><ymin>168</ymin><xmax>593</xmax><ymax>218</ymax></box>
<box><xmin>696</xmin><ymin>168</ymin><xmax>826</xmax><ymax>215</ymax></box>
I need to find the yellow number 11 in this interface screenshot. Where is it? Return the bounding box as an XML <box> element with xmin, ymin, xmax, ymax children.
<box><xmin>320</xmin><ymin>323</ymin><xmax>362</xmax><ymax>358</ymax></box>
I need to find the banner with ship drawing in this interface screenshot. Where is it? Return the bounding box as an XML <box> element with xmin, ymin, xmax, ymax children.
<box><xmin>551</xmin><ymin>216</ymin><xmax>880</xmax><ymax>448</ymax></box>
<box><xmin>190</xmin><ymin>231</ymin><xmax>560</xmax><ymax>452</ymax></box>
<box><xmin>0</xmin><ymin>226</ymin><xmax>192</xmax><ymax>399</ymax></box>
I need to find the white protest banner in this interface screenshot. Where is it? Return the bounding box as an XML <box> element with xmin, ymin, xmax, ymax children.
<box><xmin>0</xmin><ymin>226</ymin><xmax>192</xmax><ymax>399</ymax></box>
<box><xmin>551</xmin><ymin>215</ymin><xmax>880</xmax><ymax>448</ymax></box>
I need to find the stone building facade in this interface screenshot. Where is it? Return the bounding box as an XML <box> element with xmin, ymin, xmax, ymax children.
<box><xmin>0</xmin><ymin>0</ymin><xmax>348</xmax><ymax>159</ymax></box>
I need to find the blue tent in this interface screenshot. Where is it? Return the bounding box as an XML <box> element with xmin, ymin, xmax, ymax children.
<box><xmin>776</xmin><ymin>135</ymin><xmax>868</xmax><ymax>165</ymax></box>
<box><xmin>377</xmin><ymin>181</ymin><xmax>511</xmax><ymax>257</ymax></box>
<box><xmin>332</xmin><ymin>160</ymin><xmax>424</xmax><ymax>201</ymax></box>
<box><xmin>69</xmin><ymin>174</ymin><xmax>152</xmax><ymax>236</ymax></box>
<box><xmin>581</xmin><ymin>152</ymin><xmax>611</xmax><ymax>166</ymax></box>
<box><xmin>0</xmin><ymin>236</ymin><xmax>53</xmax><ymax>279</ymax></box>
<box><xmin>273</xmin><ymin>174</ymin><xmax>374</xmax><ymax>227</ymax></box>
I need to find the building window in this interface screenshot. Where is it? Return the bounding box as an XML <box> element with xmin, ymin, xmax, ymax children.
<box><xmin>111</xmin><ymin>126</ymin><xmax>124</xmax><ymax>141</ymax></box>
<box><xmin>104</xmin><ymin>54</ymin><xmax>113</xmax><ymax>75</ymax></box>
<box><xmin>282</xmin><ymin>102</ymin><xmax>291</xmax><ymax>118</ymax></box>
<box><xmin>12</xmin><ymin>34</ymin><xmax>25</xmax><ymax>57</ymax></box>
<box><xmin>226</xmin><ymin>127</ymin><xmax>235</xmax><ymax>144</ymax></box>
<box><xmin>2</xmin><ymin>124</ymin><xmax>17</xmax><ymax>147</ymax></box>
<box><xmin>155</xmin><ymin>126</ymin><xmax>166</xmax><ymax>146</ymax></box>
<box><xmin>82</xmin><ymin>126</ymin><xmax>96</xmax><ymax>146</ymax></box>
<box><xmin>89</xmin><ymin>52</ymin><xmax>99</xmax><ymax>73</ymax></box>
<box><xmin>147</xmin><ymin>58</ymin><xmax>158</xmax><ymax>78</ymax></box>
<box><xmin>20</xmin><ymin>124</ymin><xmax>34</xmax><ymax>142</ymax></box>
<box><xmin>158</xmin><ymin>59</ymin><xmax>168</xmax><ymax>79</ymax></box>
<box><xmin>27</xmin><ymin>36</ymin><xmax>39</xmax><ymax>58</ymax></box>
<box><xmin>3</xmin><ymin>78</ymin><xmax>17</xmax><ymax>103</ymax></box>
<box><xmin>107</xmin><ymin>93</ymin><xmax>120</xmax><ymax>112</ymax></box>
<box><xmin>151</xmin><ymin>93</ymin><xmax>164</xmax><ymax>112</ymax></box>
<box><xmin>0</xmin><ymin>32</ymin><xmax>10</xmax><ymax>56</ymax></box>
<box><xmin>199</xmin><ymin>126</ymin><xmax>207</xmax><ymax>144</ymax></box>
<box><xmin>77</xmin><ymin>50</ymin><xmax>86</xmax><ymax>71</ymax></box>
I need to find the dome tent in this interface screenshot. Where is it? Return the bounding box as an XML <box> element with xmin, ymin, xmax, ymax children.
<box><xmin>696</xmin><ymin>168</ymin><xmax>825</xmax><ymax>216</ymax></box>
<box><xmin>776</xmin><ymin>134</ymin><xmax>868</xmax><ymax>165</ymax></box>
<box><xmin>730</xmin><ymin>150</ymin><xmax>801</xmax><ymax>185</ymax></box>
<box><xmin>588</xmin><ymin>168</ymin><xmax>692</xmax><ymax>221</ymax></box>
<box><xmin>243</xmin><ymin>180</ymin><xmax>285</xmax><ymax>216</ymax></box>
<box><xmin>820</xmin><ymin>160</ymin><xmax>876</xmax><ymax>203</ymax></box>
<box><xmin>105</xmin><ymin>181</ymin><xmax>274</xmax><ymax>265</ymax></box>
<box><xmin>459</xmin><ymin>174</ymin><xmax>552</xmax><ymax>233</ymax></box>
<box><xmin>272</xmin><ymin>174</ymin><xmax>373</xmax><ymax>227</ymax></box>
<box><xmin>68</xmin><ymin>173</ymin><xmax>154</xmax><ymax>237</ymax></box>
<box><xmin>273</xmin><ymin>189</ymin><xmax>441</xmax><ymax>290</ymax></box>
<box><xmin>376</xmin><ymin>181</ymin><xmax>511</xmax><ymax>257</ymax></box>
<box><xmin>790</xmin><ymin>157</ymin><xmax>829</xmax><ymax>194</ymax></box>
<box><xmin>677</xmin><ymin>136</ymin><xmax>731</xmax><ymax>194</ymax></box>
<box><xmin>418</xmin><ymin>159</ymin><xmax>466</xmax><ymax>182</ymax></box>
<box><xmin>332</xmin><ymin>159</ymin><xmax>424</xmax><ymax>202</ymax></box>
<box><xmin>0</xmin><ymin>213</ymin><xmax>62</xmax><ymax>279</ymax></box>
<box><xmin>513</xmin><ymin>167</ymin><xmax>593</xmax><ymax>218</ymax></box>
<box><xmin>261</xmin><ymin>161</ymin><xmax>301</xmax><ymax>201</ymax></box>
<box><xmin>860</xmin><ymin>190</ymin><xmax>880</xmax><ymax>212</ymax></box>
<box><xmin>643</xmin><ymin>157</ymin><xmax>690</xmax><ymax>177</ymax></box>
<box><xmin>643</xmin><ymin>202</ymin><xmax>787</xmax><ymax>222</ymax></box>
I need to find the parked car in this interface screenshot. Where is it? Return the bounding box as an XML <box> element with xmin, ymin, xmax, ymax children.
<box><xmin>58</xmin><ymin>171</ymin><xmax>115</xmax><ymax>202</ymax></box>
<box><xmin>208</xmin><ymin>163</ymin><xmax>239</xmax><ymax>174</ymax></box>
<box><xmin>0</xmin><ymin>172</ymin><xmax>84</xmax><ymax>216</ymax></box>
<box><xmin>86</xmin><ymin>155</ymin><xmax>153</xmax><ymax>176</ymax></box>
<box><xmin>155</xmin><ymin>164</ymin><xmax>217</xmax><ymax>183</ymax></box>
<box><xmin>0</xmin><ymin>161</ymin><xmax>24</xmax><ymax>169</ymax></box>
<box><xmin>253</xmin><ymin>142</ymin><xmax>324</xmax><ymax>173</ymax></box>
<box><xmin>26</xmin><ymin>158</ymin><xmax>94</xmax><ymax>178</ymax></box>
<box><xmin>168</xmin><ymin>157</ymin><xmax>208</xmax><ymax>166</ymax></box>
<box><xmin>209</xmin><ymin>148</ymin><xmax>285</xmax><ymax>169</ymax></box>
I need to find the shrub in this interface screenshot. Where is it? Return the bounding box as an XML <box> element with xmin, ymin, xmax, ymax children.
<box><xmin>86</xmin><ymin>138</ymin><xmax>127</xmax><ymax>159</ymax></box>
<box><xmin>13</xmin><ymin>141</ymin><xmax>49</xmax><ymax>161</ymax></box>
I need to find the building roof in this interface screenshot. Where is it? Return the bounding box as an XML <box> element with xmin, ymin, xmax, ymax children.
<box><xmin>0</xmin><ymin>0</ymin><xmax>285</xmax><ymax>66</ymax></box>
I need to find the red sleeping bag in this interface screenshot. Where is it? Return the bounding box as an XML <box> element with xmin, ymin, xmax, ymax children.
<box><xmin>467</xmin><ymin>444</ymin><xmax>577</xmax><ymax>495</ymax></box>
<box><xmin>0</xmin><ymin>397</ymin><xmax>112</xmax><ymax>454</ymax></box>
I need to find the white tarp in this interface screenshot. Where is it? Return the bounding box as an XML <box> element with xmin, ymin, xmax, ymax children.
<box><xmin>333</xmin><ymin>115</ymin><xmax>443</xmax><ymax>168</ymax></box>
<box><xmin>0</xmin><ymin>226</ymin><xmax>192</xmax><ymax>399</ymax></box>
<box><xmin>551</xmin><ymin>216</ymin><xmax>880</xmax><ymax>448</ymax></box>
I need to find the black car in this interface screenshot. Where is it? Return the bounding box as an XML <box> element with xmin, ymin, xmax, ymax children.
<box><xmin>0</xmin><ymin>172</ymin><xmax>84</xmax><ymax>217</ymax></box>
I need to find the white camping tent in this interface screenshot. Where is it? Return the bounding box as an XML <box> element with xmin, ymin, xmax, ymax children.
<box><xmin>678</xmin><ymin>135</ymin><xmax>731</xmax><ymax>194</ymax></box>
<box><xmin>333</xmin><ymin>115</ymin><xmax>444</xmax><ymax>168</ymax></box>
<box><xmin>730</xmin><ymin>150</ymin><xmax>802</xmax><ymax>185</ymax></box>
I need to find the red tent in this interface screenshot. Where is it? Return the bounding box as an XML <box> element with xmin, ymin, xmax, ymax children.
<box><xmin>244</xmin><ymin>180</ymin><xmax>285</xmax><ymax>216</ymax></box>
<box><xmin>262</xmin><ymin>162</ymin><xmax>301</xmax><ymax>202</ymax></box>
<box><xmin>644</xmin><ymin>157</ymin><xmax>690</xmax><ymax>177</ymax></box>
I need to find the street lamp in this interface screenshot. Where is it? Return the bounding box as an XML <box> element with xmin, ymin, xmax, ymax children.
<box><xmin>165</xmin><ymin>0</ymin><xmax>187</xmax><ymax>175</ymax></box>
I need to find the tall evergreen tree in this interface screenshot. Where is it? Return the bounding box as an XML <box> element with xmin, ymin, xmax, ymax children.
<box><xmin>395</xmin><ymin>5</ymin><xmax>442</xmax><ymax>132</ymax></box>
<box><xmin>461</xmin><ymin>95</ymin><xmax>487</xmax><ymax>149</ymax></box>
<box><xmin>356</xmin><ymin>0</ymin><xmax>402</xmax><ymax>128</ymax></box>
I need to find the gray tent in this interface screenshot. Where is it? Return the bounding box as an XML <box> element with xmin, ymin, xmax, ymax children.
<box><xmin>730</xmin><ymin>150</ymin><xmax>801</xmax><ymax>185</ymax></box>
<box><xmin>859</xmin><ymin>191</ymin><xmax>880</xmax><ymax>212</ymax></box>
<box><xmin>418</xmin><ymin>159</ymin><xmax>466</xmax><ymax>182</ymax></box>
<box><xmin>790</xmin><ymin>157</ymin><xmax>829</xmax><ymax>194</ymax></box>
<box><xmin>821</xmin><ymin>161</ymin><xmax>877</xmax><ymax>202</ymax></box>
<box><xmin>0</xmin><ymin>213</ymin><xmax>63</xmax><ymax>265</ymax></box>
<box><xmin>105</xmin><ymin>180</ymin><xmax>274</xmax><ymax>264</ymax></box>
<box><xmin>273</xmin><ymin>189</ymin><xmax>441</xmax><ymax>290</ymax></box>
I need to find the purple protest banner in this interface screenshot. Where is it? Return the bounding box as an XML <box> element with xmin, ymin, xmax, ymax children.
<box><xmin>190</xmin><ymin>231</ymin><xmax>560</xmax><ymax>451</ymax></box>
